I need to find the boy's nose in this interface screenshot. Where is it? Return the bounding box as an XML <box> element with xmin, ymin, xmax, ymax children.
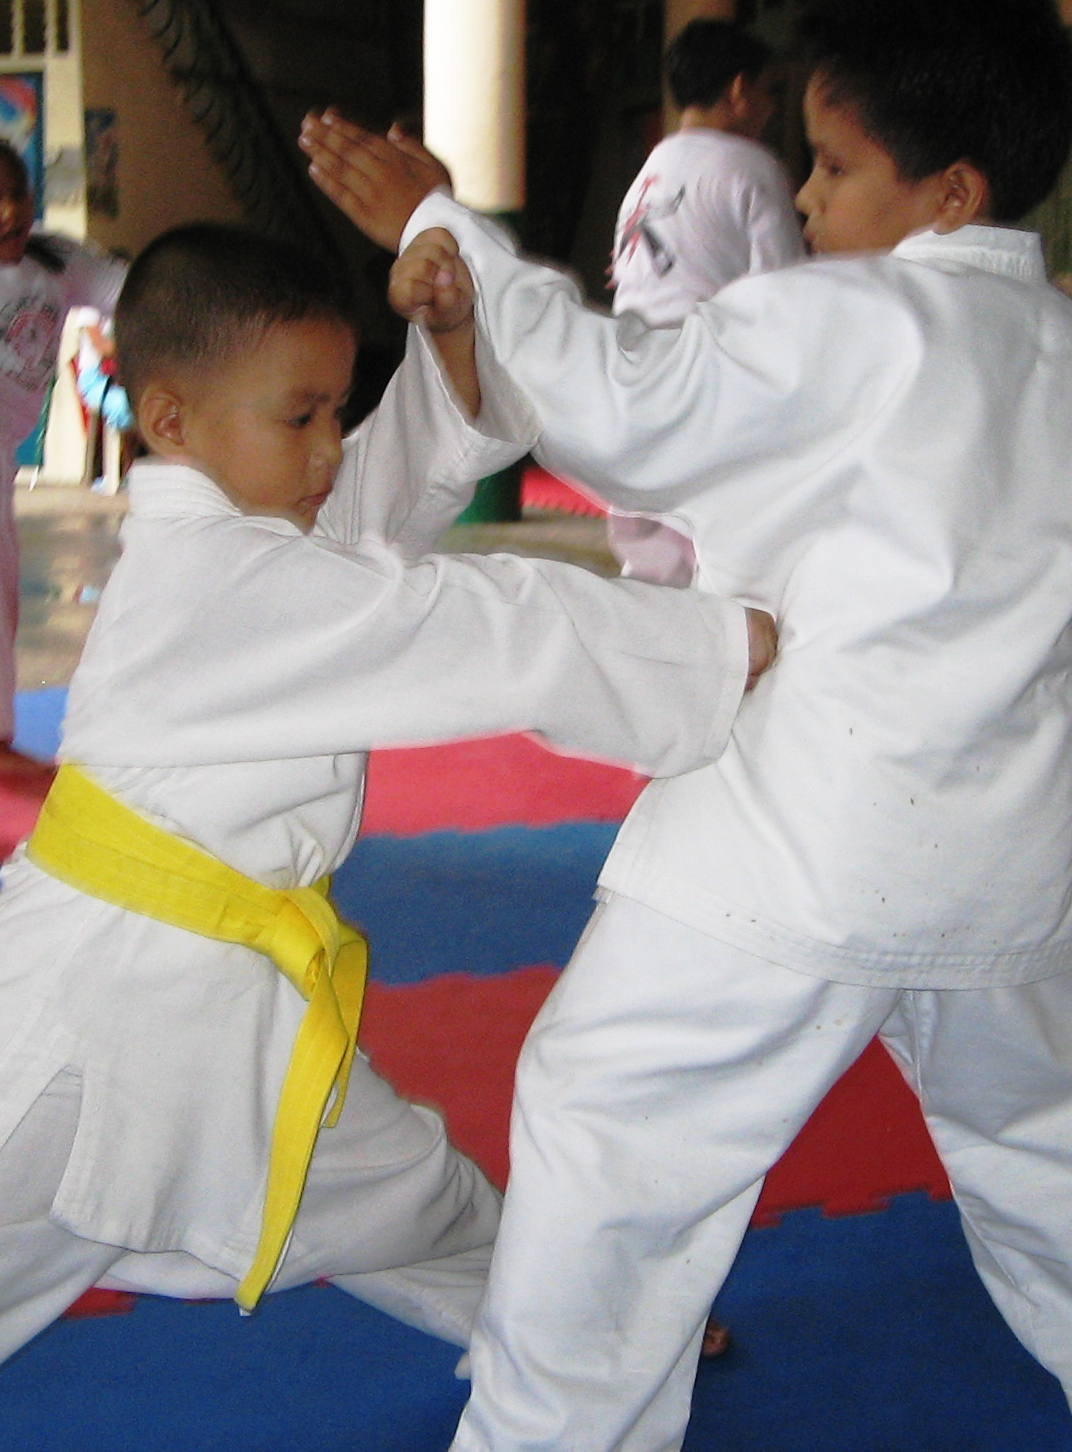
<box><xmin>317</xmin><ymin>427</ymin><xmax>344</xmax><ymax>474</ymax></box>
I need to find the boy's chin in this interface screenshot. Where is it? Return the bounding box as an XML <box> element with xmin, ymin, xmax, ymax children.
<box><xmin>290</xmin><ymin>492</ymin><xmax>332</xmax><ymax>529</ymax></box>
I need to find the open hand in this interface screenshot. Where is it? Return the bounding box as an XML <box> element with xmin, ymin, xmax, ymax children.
<box><xmin>300</xmin><ymin>111</ymin><xmax>452</xmax><ymax>251</ymax></box>
<box><xmin>390</xmin><ymin>229</ymin><xmax>475</xmax><ymax>334</ymax></box>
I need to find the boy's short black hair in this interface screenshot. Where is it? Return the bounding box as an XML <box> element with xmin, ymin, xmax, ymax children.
<box><xmin>115</xmin><ymin>223</ymin><xmax>357</xmax><ymax>407</ymax></box>
<box><xmin>666</xmin><ymin>20</ymin><xmax>772</xmax><ymax>112</ymax></box>
<box><xmin>800</xmin><ymin>0</ymin><xmax>1072</xmax><ymax>223</ymax></box>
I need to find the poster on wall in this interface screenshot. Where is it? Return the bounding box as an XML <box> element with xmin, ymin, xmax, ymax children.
<box><xmin>0</xmin><ymin>74</ymin><xmax>44</xmax><ymax>217</ymax></box>
<box><xmin>85</xmin><ymin>108</ymin><xmax>119</xmax><ymax>218</ymax></box>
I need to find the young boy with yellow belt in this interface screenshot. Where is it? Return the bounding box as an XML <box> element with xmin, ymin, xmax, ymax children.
<box><xmin>0</xmin><ymin>222</ymin><xmax>772</xmax><ymax>1368</ymax></box>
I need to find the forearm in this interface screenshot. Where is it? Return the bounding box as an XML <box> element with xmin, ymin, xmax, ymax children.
<box><xmin>399</xmin><ymin>195</ymin><xmax>721</xmax><ymax>513</ymax></box>
<box><xmin>427</xmin><ymin>316</ymin><xmax>480</xmax><ymax>418</ymax></box>
<box><xmin>71</xmin><ymin>539</ymin><xmax>751</xmax><ymax>778</ymax></box>
<box><xmin>319</xmin><ymin>325</ymin><xmax>535</xmax><ymax>556</ymax></box>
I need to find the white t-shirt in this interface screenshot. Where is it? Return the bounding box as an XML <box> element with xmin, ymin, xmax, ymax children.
<box><xmin>610</xmin><ymin>129</ymin><xmax>804</xmax><ymax>327</ymax></box>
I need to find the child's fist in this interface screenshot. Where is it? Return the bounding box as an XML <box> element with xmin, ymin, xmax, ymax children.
<box><xmin>389</xmin><ymin>228</ymin><xmax>475</xmax><ymax>334</ymax></box>
<box><xmin>745</xmin><ymin>608</ymin><xmax>778</xmax><ymax>690</ymax></box>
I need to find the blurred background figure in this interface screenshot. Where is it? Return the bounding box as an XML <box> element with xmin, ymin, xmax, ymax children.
<box><xmin>606</xmin><ymin>17</ymin><xmax>805</xmax><ymax>591</ymax></box>
<box><xmin>0</xmin><ymin>138</ymin><xmax>125</xmax><ymax>796</ymax></box>
<box><xmin>610</xmin><ymin>18</ymin><xmax>804</xmax><ymax>326</ymax></box>
<box><xmin>73</xmin><ymin>305</ymin><xmax>135</xmax><ymax>492</ymax></box>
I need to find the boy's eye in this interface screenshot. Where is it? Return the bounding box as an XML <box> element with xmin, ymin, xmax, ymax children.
<box><xmin>287</xmin><ymin>412</ymin><xmax>314</xmax><ymax>428</ymax></box>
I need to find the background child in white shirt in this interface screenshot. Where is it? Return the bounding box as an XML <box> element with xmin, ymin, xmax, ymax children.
<box><xmin>610</xmin><ymin>18</ymin><xmax>803</xmax><ymax>325</ymax></box>
<box><xmin>609</xmin><ymin>18</ymin><xmax>807</xmax><ymax>596</ymax></box>
<box><xmin>300</xmin><ymin>0</ymin><xmax>1072</xmax><ymax>1445</ymax></box>
<box><xmin>0</xmin><ymin>140</ymin><xmax>125</xmax><ymax>797</ymax></box>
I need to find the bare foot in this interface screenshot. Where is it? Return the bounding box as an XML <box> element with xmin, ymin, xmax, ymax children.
<box><xmin>0</xmin><ymin>743</ymin><xmax>57</xmax><ymax>800</ymax></box>
<box><xmin>701</xmin><ymin>1316</ymin><xmax>732</xmax><ymax>1358</ymax></box>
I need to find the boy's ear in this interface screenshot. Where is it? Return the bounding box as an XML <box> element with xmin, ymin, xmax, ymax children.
<box><xmin>137</xmin><ymin>383</ymin><xmax>188</xmax><ymax>458</ymax></box>
<box><xmin>726</xmin><ymin>73</ymin><xmax>748</xmax><ymax>115</ymax></box>
<box><xmin>931</xmin><ymin>160</ymin><xmax>991</xmax><ymax>234</ymax></box>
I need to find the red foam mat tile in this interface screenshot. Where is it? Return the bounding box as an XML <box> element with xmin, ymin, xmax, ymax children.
<box><xmin>361</xmin><ymin>733</ymin><xmax>647</xmax><ymax>834</ymax></box>
<box><xmin>755</xmin><ymin>1037</ymin><xmax>951</xmax><ymax>1224</ymax></box>
<box><xmin>64</xmin><ymin>1289</ymin><xmax>137</xmax><ymax>1319</ymax></box>
<box><xmin>361</xmin><ymin>968</ymin><xmax>558</xmax><ymax>1190</ymax></box>
<box><xmin>521</xmin><ymin>466</ymin><xmax>608</xmax><ymax>518</ymax></box>
<box><xmin>0</xmin><ymin>785</ymin><xmax>45</xmax><ymax>863</ymax></box>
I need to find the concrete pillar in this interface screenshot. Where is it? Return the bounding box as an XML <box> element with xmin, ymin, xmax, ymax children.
<box><xmin>423</xmin><ymin>0</ymin><xmax>525</xmax><ymax>214</ymax></box>
<box><xmin>424</xmin><ymin>0</ymin><xmax>526</xmax><ymax>519</ymax></box>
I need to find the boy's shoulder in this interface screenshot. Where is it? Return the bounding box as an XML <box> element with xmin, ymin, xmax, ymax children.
<box><xmin>631</xmin><ymin>130</ymin><xmax>790</xmax><ymax>211</ymax></box>
<box><xmin>702</xmin><ymin>227</ymin><xmax>1058</xmax><ymax>383</ymax></box>
<box><xmin>655</xmin><ymin>128</ymin><xmax>774</xmax><ymax>166</ymax></box>
<box><xmin>731</xmin><ymin>226</ymin><xmax>1052</xmax><ymax>310</ymax></box>
<box><xmin>123</xmin><ymin>458</ymin><xmax>250</xmax><ymax>531</ymax></box>
<box><xmin>891</xmin><ymin>225</ymin><xmax>1047</xmax><ymax>283</ymax></box>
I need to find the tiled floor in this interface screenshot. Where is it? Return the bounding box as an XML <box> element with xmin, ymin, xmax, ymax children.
<box><xmin>14</xmin><ymin>485</ymin><xmax>128</xmax><ymax>691</ymax></box>
<box><xmin>14</xmin><ymin>482</ymin><xmax>615</xmax><ymax>691</ymax></box>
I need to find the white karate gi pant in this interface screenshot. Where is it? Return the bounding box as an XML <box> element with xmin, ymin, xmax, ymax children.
<box><xmin>0</xmin><ymin>1051</ymin><xmax>500</xmax><ymax>1366</ymax></box>
<box><xmin>452</xmin><ymin>894</ymin><xmax>1072</xmax><ymax>1452</ymax></box>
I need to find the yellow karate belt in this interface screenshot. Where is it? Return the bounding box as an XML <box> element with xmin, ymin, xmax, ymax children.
<box><xmin>27</xmin><ymin>762</ymin><xmax>368</xmax><ymax>1312</ymax></box>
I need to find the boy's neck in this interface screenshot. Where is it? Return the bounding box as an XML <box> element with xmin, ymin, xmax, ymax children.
<box><xmin>678</xmin><ymin>101</ymin><xmax>743</xmax><ymax>136</ymax></box>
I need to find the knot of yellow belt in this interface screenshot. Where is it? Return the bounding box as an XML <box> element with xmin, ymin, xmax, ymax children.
<box><xmin>27</xmin><ymin>763</ymin><xmax>368</xmax><ymax>1311</ymax></box>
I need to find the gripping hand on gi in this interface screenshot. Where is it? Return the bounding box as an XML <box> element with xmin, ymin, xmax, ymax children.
<box><xmin>745</xmin><ymin>609</ymin><xmax>778</xmax><ymax>691</ymax></box>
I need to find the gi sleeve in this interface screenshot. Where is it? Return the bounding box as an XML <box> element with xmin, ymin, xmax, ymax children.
<box><xmin>318</xmin><ymin>324</ymin><xmax>539</xmax><ymax>558</ymax></box>
<box><xmin>398</xmin><ymin>193</ymin><xmax>913</xmax><ymax>522</ymax></box>
<box><xmin>63</xmin><ymin>522</ymin><xmax>751</xmax><ymax>779</ymax></box>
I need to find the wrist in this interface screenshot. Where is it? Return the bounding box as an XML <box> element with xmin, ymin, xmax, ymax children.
<box><xmin>425</xmin><ymin>313</ymin><xmax>475</xmax><ymax>338</ymax></box>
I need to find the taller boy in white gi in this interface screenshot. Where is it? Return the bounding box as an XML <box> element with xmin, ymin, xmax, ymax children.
<box><xmin>0</xmin><ymin>223</ymin><xmax>772</xmax><ymax>1366</ymax></box>
<box><xmin>300</xmin><ymin>0</ymin><xmax>1072</xmax><ymax>1445</ymax></box>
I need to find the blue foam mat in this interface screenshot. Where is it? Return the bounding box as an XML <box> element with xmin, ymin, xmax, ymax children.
<box><xmin>332</xmin><ymin>824</ymin><xmax>614</xmax><ymax>983</ymax></box>
<box><xmin>3</xmin><ymin>1197</ymin><xmax>1069</xmax><ymax>1451</ymax></box>
<box><xmin>12</xmin><ymin>685</ymin><xmax>65</xmax><ymax>760</ymax></box>
<box><xmin>694</xmin><ymin>1194</ymin><xmax>1071</xmax><ymax>1451</ymax></box>
<box><xmin>0</xmin><ymin>1284</ymin><xmax>468</xmax><ymax>1452</ymax></box>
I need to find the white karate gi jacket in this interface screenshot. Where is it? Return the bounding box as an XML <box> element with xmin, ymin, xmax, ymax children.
<box><xmin>405</xmin><ymin>196</ymin><xmax>1072</xmax><ymax>989</ymax></box>
<box><xmin>0</xmin><ymin>331</ymin><xmax>749</xmax><ymax>1275</ymax></box>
